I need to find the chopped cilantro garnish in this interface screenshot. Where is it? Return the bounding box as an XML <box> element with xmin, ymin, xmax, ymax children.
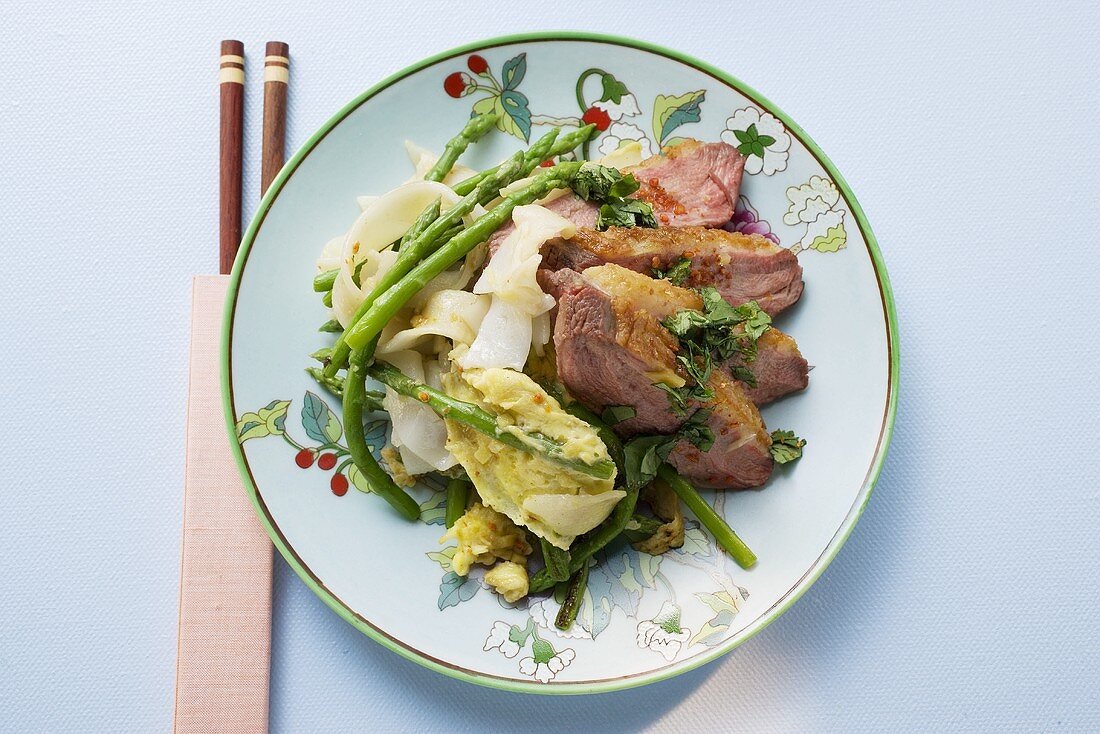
<box><xmin>622</xmin><ymin>409</ymin><xmax>714</xmax><ymax>490</ymax></box>
<box><xmin>569</xmin><ymin>162</ymin><xmax>657</xmax><ymax>231</ymax></box>
<box><xmin>769</xmin><ymin>430</ymin><xmax>806</xmax><ymax>464</ymax></box>
<box><xmin>652</xmin><ymin>256</ymin><xmax>692</xmax><ymax>285</ymax></box>
<box><xmin>596</xmin><ymin>199</ymin><xmax>658</xmax><ymax>230</ymax></box>
<box><xmin>571</xmin><ymin>163</ymin><xmax>641</xmax><ymax>200</ymax></box>
<box><xmin>660</xmin><ymin>290</ymin><xmax>772</xmax><ymax>405</ymax></box>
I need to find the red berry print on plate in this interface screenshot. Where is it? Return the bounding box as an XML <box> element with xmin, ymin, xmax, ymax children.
<box><xmin>317</xmin><ymin>453</ymin><xmax>337</xmax><ymax>471</ymax></box>
<box><xmin>330</xmin><ymin>473</ymin><xmax>349</xmax><ymax>497</ymax></box>
<box><xmin>582</xmin><ymin>106</ymin><xmax>611</xmax><ymax>132</ymax></box>
<box><xmin>444</xmin><ymin>72</ymin><xmax>475</xmax><ymax>99</ymax></box>
<box><xmin>295</xmin><ymin>448</ymin><xmax>315</xmax><ymax>468</ymax></box>
<box><xmin>467</xmin><ymin>54</ymin><xmax>488</xmax><ymax>74</ymax></box>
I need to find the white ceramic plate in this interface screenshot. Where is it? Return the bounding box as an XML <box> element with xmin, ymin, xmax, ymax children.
<box><xmin>223</xmin><ymin>32</ymin><xmax>898</xmax><ymax>694</ymax></box>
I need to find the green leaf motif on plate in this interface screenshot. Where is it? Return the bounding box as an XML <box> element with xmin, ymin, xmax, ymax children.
<box><xmin>364</xmin><ymin>419</ymin><xmax>388</xmax><ymax>451</ymax></box>
<box><xmin>652</xmin><ymin>90</ymin><xmax>705</xmax><ymax>145</ymax></box>
<box><xmin>677</xmin><ymin>524</ymin><xmax>710</xmax><ymax>556</ymax></box>
<box><xmin>500</xmin><ymin>90</ymin><xmax>531</xmax><ymax>142</ymax></box>
<box><xmin>501</xmin><ymin>53</ymin><xmax>526</xmax><ymax>90</ymax></box>
<box><xmin>426</xmin><ymin>546</ymin><xmax>456</xmax><ymax>573</ymax></box>
<box><xmin>689</xmin><ymin>590</ymin><xmax>746</xmax><ymax>647</ymax></box>
<box><xmin>599</xmin><ymin>73</ymin><xmax>629</xmax><ymax>104</ymax></box>
<box><xmin>420</xmin><ymin>491</ymin><xmax>447</xmax><ymax>526</ymax></box>
<box><xmin>301</xmin><ymin>391</ymin><xmax>341</xmax><ymax>444</ymax></box>
<box><xmin>347</xmin><ymin>464</ymin><xmax>372</xmax><ymax>494</ymax></box>
<box><xmin>438</xmin><ymin>571</ymin><xmax>479</xmax><ymax>610</ymax></box>
<box><xmin>236</xmin><ymin>399</ymin><xmax>290</xmax><ymax>442</ymax></box>
<box><xmin>808</xmin><ymin>223</ymin><xmax>847</xmax><ymax>253</ymax></box>
<box><xmin>578</xmin><ymin>562</ymin><xmax>614</xmax><ymax>639</ymax></box>
<box><xmin>733</xmin><ymin>123</ymin><xmax>776</xmax><ymax>160</ymax></box>
<box><xmin>472</xmin><ymin>93</ymin><xmax>531</xmax><ymax>142</ymax></box>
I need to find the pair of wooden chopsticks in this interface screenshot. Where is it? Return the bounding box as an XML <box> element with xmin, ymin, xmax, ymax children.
<box><xmin>171</xmin><ymin>38</ymin><xmax>288</xmax><ymax>734</ymax></box>
<box><xmin>219</xmin><ymin>39</ymin><xmax>289</xmax><ymax>274</ymax></box>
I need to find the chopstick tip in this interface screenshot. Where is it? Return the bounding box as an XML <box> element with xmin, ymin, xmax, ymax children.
<box><xmin>221</xmin><ymin>39</ymin><xmax>244</xmax><ymax>56</ymax></box>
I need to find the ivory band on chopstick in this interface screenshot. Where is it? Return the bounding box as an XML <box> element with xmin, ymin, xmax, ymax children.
<box><xmin>263</xmin><ymin>65</ymin><xmax>289</xmax><ymax>83</ymax></box>
<box><xmin>263</xmin><ymin>45</ymin><xmax>289</xmax><ymax>83</ymax></box>
<box><xmin>219</xmin><ymin>52</ymin><xmax>244</xmax><ymax>85</ymax></box>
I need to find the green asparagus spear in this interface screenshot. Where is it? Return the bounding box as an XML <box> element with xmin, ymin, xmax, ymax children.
<box><xmin>306</xmin><ymin>366</ymin><xmax>344</xmax><ymax>399</ymax></box>
<box><xmin>540</xmin><ymin>539</ymin><xmax>572</xmax><ymax>583</ymax></box>
<box><xmin>424</xmin><ymin>112</ymin><xmax>499</xmax><ymax>183</ymax></box>
<box><xmin>305</xmin><ymin>366</ymin><xmax>384</xmax><ymax>408</ymax></box>
<box><xmin>657</xmin><ymin>464</ymin><xmax>756</xmax><ymax>569</ymax></box>
<box><xmin>555</xmin><ymin>563</ymin><xmax>589</xmax><ymax>631</ymax></box>
<box><xmin>323</xmin><ymin>152</ymin><xmax>526</xmax><ymax>377</ymax></box>
<box><xmin>343</xmin><ymin>162</ymin><xmax>582</xmax><ymax>354</ymax></box>
<box><xmin>318</xmin><ymin>319</ymin><xmax>343</xmax><ymax>333</ymax></box>
<box><xmin>342</xmin><ymin>347</ymin><xmax>419</xmax><ymax>520</ymax></box>
<box><xmin>451</xmin><ymin>124</ymin><xmax>596</xmax><ymax>196</ymax></box>
<box><xmin>313</xmin><ymin>268</ymin><xmax>339</xmax><ymax>292</ymax></box>
<box><xmin>398</xmin><ymin>199</ymin><xmax>441</xmax><ymax>253</ymax></box>
<box><xmin>322</xmin><ymin>290</ymin><xmax>332</xmax><ymax>308</ymax></box>
<box><xmin>558</xmin><ymin>398</ymin><xmax>625</xmax><ymax>476</ymax></box>
<box><xmin>367</xmin><ymin>361</ymin><xmax>615</xmax><ymax>480</ymax></box>
<box><xmin>444</xmin><ymin>476</ymin><xmax>471</xmax><ymax>529</ymax></box>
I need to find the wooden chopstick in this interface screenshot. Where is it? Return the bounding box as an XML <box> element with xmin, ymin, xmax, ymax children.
<box><xmin>218</xmin><ymin>39</ymin><xmax>245</xmax><ymax>275</ymax></box>
<box><xmin>261</xmin><ymin>41</ymin><xmax>289</xmax><ymax>195</ymax></box>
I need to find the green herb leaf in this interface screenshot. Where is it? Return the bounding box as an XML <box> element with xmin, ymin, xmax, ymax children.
<box><xmin>602</xmin><ymin>405</ymin><xmax>637</xmax><ymax>425</ymax></box>
<box><xmin>622</xmin><ymin>408</ymin><xmax>715</xmax><ymax>490</ymax></box>
<box><xmin>623</xmin><ymin>434</ymin><xmax>677</xmax><ymax>491</ymax></box>
<box><xmin>652</xmin><ymin>256</ymin><xmax>692</xmax><ymax>285</ymax></box>
<box><xmin>572</xmin><ymin>163</ymin><xmax>638</xmax><ymax>201</ymax></box>
<box><xmin>769</xmin><ymin>430</ymin><xmax>806</xmax><ymax>464</ymax></box>
<box><xmin>571</xmin><ymin>163</ymin><xmax>654</xmax><ymax>231</ymax></box>
<box><xmin>596</xmin><ymin>199</ymin><xmax>657</xmax><ymax>230</ymax></box>
<box><xmin>679</xmin><ymin>408</ymin><xmax>714</xmax><ymax>452</ymax></box>
<box><xmin>659</xmin><ymin>291</ymin><xmax>772</xmax><ymax>408</ymax></box>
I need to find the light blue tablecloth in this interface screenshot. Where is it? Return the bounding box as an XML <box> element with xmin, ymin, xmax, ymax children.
<box><xmin>2</xmin><ymin>2</ymin><xmax>1098</xmax><ymax>731</ymax></box>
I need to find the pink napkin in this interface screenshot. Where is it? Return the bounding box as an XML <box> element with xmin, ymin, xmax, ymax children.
<box><xmin>174</xmin><ymin>275</ymin><xmax>272</xmax><ymax>733</ymax></box>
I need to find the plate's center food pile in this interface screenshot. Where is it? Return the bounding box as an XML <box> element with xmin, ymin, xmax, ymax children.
<box><xmin>310</xmin><ymin>115</ymin><xmax>806</xmax><ymax>625</ymax></box>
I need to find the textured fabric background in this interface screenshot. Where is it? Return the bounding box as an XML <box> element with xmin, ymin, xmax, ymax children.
<box><xmin>1</xmin><ymin>1</ymin><xmax>1098</xmax><ymax>731</ymax></box>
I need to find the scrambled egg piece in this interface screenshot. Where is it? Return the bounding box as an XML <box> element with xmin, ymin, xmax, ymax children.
<box><xmin>442</xmin><ymin>367</ymin><xmax>624</xmax><ymax>550</ymax></box>
<box><xmin>484</xmin><ymin>561</ymin><xmax>529</xmax><ymax>603</ymax></box>
<box><xmin>379</xmin><ymin>445</ymin><xmax>416</xmax><ymax>488</ymax></box>
<box><xmin>442</xmin><ymin>503</ymin><xmax>531</xmax><ymax>576</ymax></box>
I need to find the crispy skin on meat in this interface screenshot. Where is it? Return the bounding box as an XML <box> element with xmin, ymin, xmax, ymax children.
<box><xmin>541</xmin><ymin>268</ymin><xmax>774</xmax><ymax>489</ymax></box>
<box><xmin>581</xmin><ymin>264</ymin><xmax>808</xmax><ymax>404</ymax></box>
<box><xmin>542</xmin><ymin>227</ymin><xmax>804</xmax><ymax>317</ymax></box>
<box><xmin>624</xmin><ymin>139</ymin><xmax>745</xmax><ymax>227</ymax></box>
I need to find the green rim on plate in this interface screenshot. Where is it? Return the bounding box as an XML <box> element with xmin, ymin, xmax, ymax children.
<box><xmin>221</xmin><ymin>31</ymin><xmax>899</xmax><ymax>694</ymax></box>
